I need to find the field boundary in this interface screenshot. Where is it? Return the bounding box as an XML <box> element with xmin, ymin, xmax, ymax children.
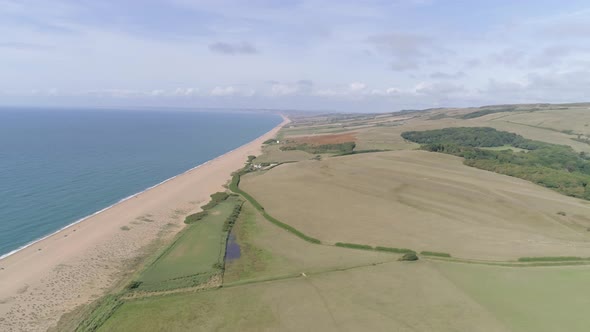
<box><xmin>229</xmin><ymin>169</ymin><xmax>322</xmax><ymax>244</ymax></box>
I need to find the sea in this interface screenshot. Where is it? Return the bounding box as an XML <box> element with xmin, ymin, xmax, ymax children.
<box><xmin>0</xmin><ymin>108</ymin><xmax>282</xmax><ymax>258</ymax></box>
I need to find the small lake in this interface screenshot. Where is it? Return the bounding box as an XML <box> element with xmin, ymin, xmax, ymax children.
<box><xmin>225</xmin><ymin>232</ymin><xmax>241</xmax><ymax>260</ymax></box>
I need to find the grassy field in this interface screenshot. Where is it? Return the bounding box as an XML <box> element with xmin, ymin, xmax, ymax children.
<box><xmin>99</xmin><ymin>261</ymin><xmax>515</xmax><ymax>332</ymax></box>
<box><xmin>436</xmin><ymin>262</ymin><xmax>590</xmax><ymax>332</ymax></box>
<box><xmin>468</xmin><ymin>107</ymin><xmax>590</xmax><ymax>153</ymax></box>
<box><xmin>132</xmin><ymin>196</ymin><xmax>241</xmax><ymax>292</ymax></box>
<box><xmin>253</xmin><ymin>143</ymin><xmax>315</xmax><ymax>164</ymax></box>
<box><xmin>77</xmin><ymin>104</ymin><xmax>590</xmax><ymax>331</ymax></box>
<box><xmin>241</xmin><ymin>150</ymin><xmax>590</xmax><ymax>260</ymax></box>
<box><xmin>108</xmin><ymin>249</ymin><xmax>590</xmax><ymax>332</ymax></box>
<box><xmin>481</xmin><ymin>107</ymin><xmax>590</xmax><ymax>135</ymax></box>
<box><xmin>100</xmin><ymin>230</ymin><xmax>510</xmax><ymax>332</ymax></box>
<box><xmin>224</xmin><ymin>202</ymin><xmax>396</xmax><ymax>284</ymax></box>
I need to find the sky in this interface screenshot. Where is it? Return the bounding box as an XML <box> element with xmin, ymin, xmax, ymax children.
<box><xmin>1</xmin><ymin>0</ymin><xmax>590</xmax><ymax>112</ymax></box>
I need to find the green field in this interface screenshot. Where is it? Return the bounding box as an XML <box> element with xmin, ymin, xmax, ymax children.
<box><xmin>97</xmin><ymin>259</ymin><xmax>590</xmax><ymax>332</ymax></box>
<box><xmin>75</xmin><ymin>104</ymin><xmax>590</xmax><ymax>331</ymax></box>
<box><xmin>241</xmin><ymin>150</ymin><xmax>590</xmax><ymax>260</ymax></box>
<box><xmin>437</xmin><ymin>263</ymin><xmax>590</xmax><ymax>332</ymax></box>
<box><xmin>99</xmin><ymin>261</ymin><xmax>513</xmax><ymax>332</ymax></box>
<box><xmin>224</xmin><ymin>203</ymin><xmax>396</xmax><ymax>284</ymax></box>
<box><xmin>96</xmin><ymin>183</ymin><xmax>590</xmax><ymax>332</ymax></box>
<box><xmin>98</xmin><ymin>201</ymin><xmax>509</xmax><ymax>332</ymax></box>
<box><xmin>133</xmin><ymin>196</ymin><xmax>241</xmax><ymax>292</ymax></box>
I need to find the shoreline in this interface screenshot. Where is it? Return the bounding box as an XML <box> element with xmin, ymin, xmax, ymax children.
<box><xmin>0</xmin><ymin>114</ymin><xmax>289</xmax><ymax>332</ymax></box>
<box><xmin>0</xmin><ymin>118</ymin><xmax>280</xmax><ymax>261</ymax></box>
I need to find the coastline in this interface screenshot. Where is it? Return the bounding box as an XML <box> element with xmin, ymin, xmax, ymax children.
<box><xmin>0</xmin><ymin>114</ymin><xmax>289</xmax><ymax>332</ymax></box>
<box><xmin>0</xmin><ymin>115</ymin><xmax>281</xmax><ymax>262</ymax></box>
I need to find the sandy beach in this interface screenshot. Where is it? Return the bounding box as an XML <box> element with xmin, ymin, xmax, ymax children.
<box><xmin>0</xmin><ymin>115</ymin><xmax>288</xmax><ymax>332</ymax></box>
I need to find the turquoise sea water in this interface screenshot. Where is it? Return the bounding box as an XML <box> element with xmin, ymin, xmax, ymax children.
<box><xmin>0</xmin><ymin>108</ymin><xmax>281</xmax><ymax>258</ymax></box>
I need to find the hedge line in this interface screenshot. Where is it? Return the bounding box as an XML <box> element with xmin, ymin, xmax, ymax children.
<box><xmin>335</xmin><ymin>242</ymin><xmax>373</xmax><ymax>250</ymax></box>
<box><xmin>375</xmin><ymin>246</ymin><xmax>416</xmax><ymax>254</ymax></box>
<box><xmin>230</xmin><ymin>172</ymin><xmax>321</xmax><ymax>244</ymax></box>
<box><xmin>518</xmin><ymin>256</ymin><xmax>584</xmax><ymax>262</ymax></box>
<box><xmin>420</xmin><ymin>251</ymin><xmax>451</xmax><ymax>257</ymax></box>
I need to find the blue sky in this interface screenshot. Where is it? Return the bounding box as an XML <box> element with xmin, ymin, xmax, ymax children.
<box><xmin>2</xmin><ymin>0</ymin><xmax>590</xmax><ymax>112</ymax></box>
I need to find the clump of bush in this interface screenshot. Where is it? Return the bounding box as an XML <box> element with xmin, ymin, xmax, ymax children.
<box><xmin>399</xmin><ymin>253</ymin><xmax>419</xmax><ymax>261</ymax></box>
<box><xmin>201</xmin><ymin>192</ymin><xmax>230</xmax><ymax>210</ymax></box>
<box><xmin>263</xmin><ymin>138</ymin><xmax>277</xmax><ymax>144</ymax></box>
<box><xmin>420</xmin><ymin>251</ymin><xmax>451</xmax><ymax>258</ymax></box>
<box><xmin>126</xmin><ymin>281</ymin><xmax>142</xmax><ymax>290</ymax></box>
<box><xmin>184</xmin><ymin>192</ymin><xmax>236</xmax><ymax>225</ymax></box>
<box><xmin>247</xmin><ymin>155</ymin><xmax>256</xmax><ymax>162</ymax></box>
<box><xmin>557</xmin><ymin>211</ymin><xmax>567</xmax><ymax>216</ymax></box>
<box><xmin>184</xmin><ymin>211</ymin><xmax>209</xmax><ymax>224</ymax></box>
<box><xmin>335</xmin><ymin>242</ymin><xmax>373</xmax><ymax>250</ymax></box>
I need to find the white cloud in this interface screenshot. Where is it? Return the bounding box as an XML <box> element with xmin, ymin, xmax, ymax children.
<box><xmin>209</xmin><ymin>86</ymin><xmax>255</xmax><ymax>97</ymax></box>
<box><xmin>270</xmin><ymin>83</ymin><xmax>300</xmax><ymax>96</ymax></box>
<box><xmin>173</xmin><ymin>87</ymin><xmax>200</xmax><ymax>96</ymax></box>
<box><xmin>209</xmin><ymin>86</ymin><xmax>237</xmax><ymax>96</ymax></box>
<box><xmin>369</xmin><ymin>87</ymin><xmax>402</xmax><ymax>96</ymax></box>
<box><xmin>349</xmin><ymin>82</ymin><xmax>366</xmax><ymax>91</ymax></box>
<box><xmin>4</xmin><ymin>1</ymin><xmax>590</xmax><ymax>111</ymax></box>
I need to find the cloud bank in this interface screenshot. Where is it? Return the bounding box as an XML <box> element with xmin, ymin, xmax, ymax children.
<box><xmin>2</xmin><ymin>0</ymin><xmax>590</xmax><ymax>111</ymax></box>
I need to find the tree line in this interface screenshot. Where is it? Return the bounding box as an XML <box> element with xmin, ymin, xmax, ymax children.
<box><xmin>402</xmin><ymin>127</ymin><xmax>590</xmax><ymax>200</ymax></box>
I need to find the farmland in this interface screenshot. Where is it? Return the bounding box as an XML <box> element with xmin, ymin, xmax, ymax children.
<box><xmin>98</xmin><ymin>202</ymin><xmax>508</xmax><ymax>332</ymax></box>
<box><xmin>75</xmin><ymin>103</ymin><xmax>590</xmax><ymax>331</ymax></box>
<box><xmin>241</xmin><ymin>150</ymin><xmax>590</xmax><ymax>260</ymax></box>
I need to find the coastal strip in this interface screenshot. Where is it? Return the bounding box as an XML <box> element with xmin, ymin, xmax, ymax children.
<box><xmin>0</xmin><ymin>114</ymin><xmax>288</xmax><ymax>332</ymax></box>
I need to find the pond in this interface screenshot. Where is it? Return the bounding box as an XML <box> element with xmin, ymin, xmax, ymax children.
<box><xmin>225</xmin><ymin>232</ymin><xmax>241</xmax><ymax>260</ymax></box>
